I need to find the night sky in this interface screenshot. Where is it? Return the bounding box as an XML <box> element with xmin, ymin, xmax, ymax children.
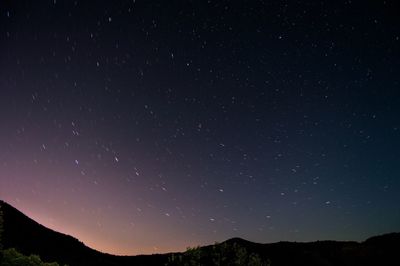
<box><xmin>1</xmin><ymin>0</ymin><xmax>399</xmax><ymax>255</ymax></box>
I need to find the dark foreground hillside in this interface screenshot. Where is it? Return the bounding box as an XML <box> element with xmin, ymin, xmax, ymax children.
<box><xmin>0</xmin><ymin>200</ymin><xmax>167</xmax><ymax>266</ymax></box>
<box><xmin>0</xmin><ymin>200</ymin><xmax>399</xmax><ymax>266</ymax></box>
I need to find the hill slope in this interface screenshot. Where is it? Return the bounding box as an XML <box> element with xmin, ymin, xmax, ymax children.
<box><xmin>1</xmin><ymin>200</ymin><xmax>399</xmax><ymax>266</ymax></box>
<box><xmin>0</xmin><ymin>200</ymin><xmax>167</xmax><ymax>266</ymax></box>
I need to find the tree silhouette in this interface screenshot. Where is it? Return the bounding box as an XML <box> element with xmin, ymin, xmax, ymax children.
<box><xmin>165</xmin><ymin>242</ymin><xmax>270</xmax><ymax>266</ymax></box>
<box><xmin>1</xmin><ymin>248</ymin><xmax>60</xmax><ymax>266</ymax></box>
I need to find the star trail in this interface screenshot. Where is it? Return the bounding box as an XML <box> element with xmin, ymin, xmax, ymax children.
<box><xmin>0</xmin><ymin>0</ymin><xmax>399</xmax><ymax>255</ymax></box>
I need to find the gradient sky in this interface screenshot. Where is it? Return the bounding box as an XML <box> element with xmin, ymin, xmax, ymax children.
<box><xmin>0</xmin><ymin>0</ymin><xmax>399</xmax><ymax>256</ymax></box>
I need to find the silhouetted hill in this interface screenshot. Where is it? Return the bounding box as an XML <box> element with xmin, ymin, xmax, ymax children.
<box><xmin>0</xmin><ymin>200</ymin><xmax>168</xmax><ymax>266</ymax></box>
<box><xmin>1</xmin><ymin>200</ymin><xmax>399</xmax><ymax>266</ymax></box>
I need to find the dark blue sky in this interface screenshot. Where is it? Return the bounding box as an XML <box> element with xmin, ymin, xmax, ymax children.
<box><xmin>0</xmin><ymin>0</ymin><xmax>399</xmax><ymax>255</ymax></box>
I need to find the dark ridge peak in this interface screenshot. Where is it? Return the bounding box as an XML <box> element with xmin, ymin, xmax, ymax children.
<box><xmin>221</xmin><ymin>237</ymin><xmax>261</xmax><ymax>247</ymax></box>
<box><xmin>364</xmin><ymin>232</ymin><xmax>400</xmax><ymax>245</ymax></box>
<box><xmin>224</xmin><ymin>237</ymin><xmax>251</xmax><ymax>244</ymax></box>
<box><xmin>222</xmin><ymin>237</ymin><xmax>262</xmax><ymax>249</ymax></box>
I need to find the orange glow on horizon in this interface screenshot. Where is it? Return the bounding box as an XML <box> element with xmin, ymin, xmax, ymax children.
<box><xmin>4</xmin><ymin>199</ymin><xmax>202</xmax><ymax>256</ymax></box>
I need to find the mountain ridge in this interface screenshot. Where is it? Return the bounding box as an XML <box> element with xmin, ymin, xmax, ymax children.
<box><xmin>1</xmin><ymin>200</ymin><xmax>399</xmax><ymax>266</ymax></box>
